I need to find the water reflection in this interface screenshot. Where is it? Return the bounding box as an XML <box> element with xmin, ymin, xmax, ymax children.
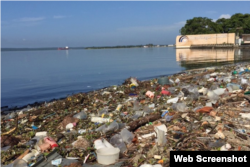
<box><xmin>66</xmin><ymin>50</ymin><xmax>69</xmax><ymax>58</ymax></box>
<box><xmin>176</xmin><ymin>48</ymin><xmax>250</xmax><ymax>69</ymax></box>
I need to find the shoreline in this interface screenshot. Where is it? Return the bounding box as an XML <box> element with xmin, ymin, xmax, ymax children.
<box><xmin>2</xmin><ymin>61</ymin><xmax>250</xmax><ymax>114</ymax></box>
<box><xmin>1</xmin><ymin>62</ymin><xmax>250</xmax><ymax>166</ymax></box>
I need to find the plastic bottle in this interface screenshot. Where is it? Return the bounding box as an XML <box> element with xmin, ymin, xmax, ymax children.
<box><xmin>115</xmin><ymin>104</ymin><xmax>123</xmax><ymax>112</ymax></box>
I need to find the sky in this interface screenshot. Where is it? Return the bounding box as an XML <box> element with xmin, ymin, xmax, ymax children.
<box><xmin>1</xmin><ymin>1</ymin><xmax>250</xmax><ymax>48</ymax></box>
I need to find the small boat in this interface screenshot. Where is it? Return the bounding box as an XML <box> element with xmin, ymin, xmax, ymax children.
<box><xmin>58</xmin><ymin>46</ymin><xmax>69</xmax><ymax>50</ymax></box>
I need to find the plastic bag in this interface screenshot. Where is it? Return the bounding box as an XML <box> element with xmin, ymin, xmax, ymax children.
<box><xmin>133</xmin><ymin>100</ymin><xmax>141</xmax><ymax>111</ymax></box>
<box><xmin>173</xmin><ymin>103</ymin><xmax>186</xmax><ymax>112</ymax></box>
<box><xmin>73</xmin><ymin>111</ymin><xmax>87</xmax><ymax>119</ymax></box>
<box><xmin>120</xmin><ymin>128</ymin><xmax>134</xmax><ymax>144</ymax></box>
<box><xmin>110</xmin><ymin>134</ymin><xmax>127</xmax><ymax>153</ymax></box>
<box><xmin>143</xmin><ymin>106</ymin><xmax>153</xmax><ymax>116</ymax></box>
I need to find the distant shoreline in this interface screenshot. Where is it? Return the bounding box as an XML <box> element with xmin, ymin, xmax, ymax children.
<box><xmin>85</xmin><ymin>45</ymin><xmax>170</xmax><ymax>49</ymax></box>
<box><xmin>1</xmin><ymin>45</ymin><xmax>171</xmax><ymax>51</ymax></box>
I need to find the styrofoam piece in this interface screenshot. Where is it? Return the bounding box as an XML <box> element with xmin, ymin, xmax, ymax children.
<box><xmin>198</xmin><ymin>87</ymin><xmax>208</xmax><ymax>95</ymax></box>
<box><xmin>240</xmin><ymin>113</ymin><xmax>250</xmax><ymax>119</ymax></box>
<box><xmin>138</xmin><ymin>132</ymin><xmax>156</xmax><ymax>140</ymax></box>
<box><xmin>91</xmin><ymin>117</ymin><xmax>109</xmax><ymax>123</ymax></box>
<box><xmin>213</xmin><ymin>88</ymin><xmax>226</xmax><ymax>96</ymax></box>
<box><xmin>205</xmin><ymin>102</ymin><xmax>212</xmax><ymax>107</ymax></box>
<box><xmin>35</xmin><ymin>131</ymin><xmax>47</xmax><ymax>137</ymax></box>
<box><xmin>167</xmin><ymin>97</ymin><xmax>179</xmax><ymax>103</ymax></box>
<box><xmin>154</xmin><ymin>124</ymin><xmax>167</xmax><ymax>134</ymax></box>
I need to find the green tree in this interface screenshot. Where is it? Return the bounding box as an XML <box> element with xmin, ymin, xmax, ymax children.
<box><xmin>180</xmin><ymin>13</ymin><xmax>250</xmax><ymax>35</ymax></box>
<box><xmin>216</xmin><ymin>18</ymin><xmax>230</xmax><ymax>33</ymax></box>
<box><xmin>180</xmin><ymin>17</ymin><xmax>220</xmax><ymax>35</ymax></box>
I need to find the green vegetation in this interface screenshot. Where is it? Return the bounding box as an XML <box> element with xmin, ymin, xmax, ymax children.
<box><xmin>180</xmin><ymin>13</ymin><xmax>250</xmax><ymax>35</ymax></box>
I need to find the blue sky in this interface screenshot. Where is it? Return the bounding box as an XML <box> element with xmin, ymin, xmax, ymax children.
<box><xmin>1</xmin><ymin>1</ymin><xmax>250</xmax><ymax>48</ymax></box>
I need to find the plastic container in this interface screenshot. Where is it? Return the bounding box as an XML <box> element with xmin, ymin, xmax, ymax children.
<box><xmin>94</xmin><ymin>138</ymin><xmax>114</xmax><ymax>150</ymax></box>
<box><xmin>96</xmin><ymin>147</ymin><xmax>120</xmax><ymax>165</ymax></box>
<box><xmin>157</xmin><ymin>77</ymin><xmax>170</xmax><ymax>85</ymax></box>
<box><xmin>94</xmin><ymin>139</ymin><xmax>107</xmax><ymax>150</ymax></box>
<box><xmin>155</xmin><ymin>127</ymin><xmax>167</xmax><ymax>146</ymax></box>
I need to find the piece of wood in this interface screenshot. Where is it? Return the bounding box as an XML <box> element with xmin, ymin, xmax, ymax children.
<box><xmin>179</xmin><ymin>71</ymin><xmax>211</xmax><ymax>81</ymax></box>
<box><xmin>16</xmin><ymin>149</ymin><xmax>30</xmax><ymax>160</ymax></box>
<box><xmin>127</xmin><ymin>113</ymin><xmax>161</xmax><ymax>131</ymax></box>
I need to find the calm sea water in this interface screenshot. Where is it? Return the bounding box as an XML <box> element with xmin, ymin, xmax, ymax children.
<box><xmin>1</xmin><ymin>47</ymin><xmax>250</xmax><ymax>108</ymax></box>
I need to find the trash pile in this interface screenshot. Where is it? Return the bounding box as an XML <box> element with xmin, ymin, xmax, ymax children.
<box><xmin>1</xmin><ymin>63</ymin><xmax>250</xmax><ymax>167</ymax></box>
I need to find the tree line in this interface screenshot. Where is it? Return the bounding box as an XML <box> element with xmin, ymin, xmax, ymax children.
<box><xmin>180</xmin><ymin>13</ymin><xmax>250</xmax><ymax>36</ymax></box>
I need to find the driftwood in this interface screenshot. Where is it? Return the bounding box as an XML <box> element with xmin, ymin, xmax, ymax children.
<box><xmin>127</xmin><ymin>113</ymin><xmax>161</xmax><ymax>131</ymax></box>
<box><xmin>179</xmin><ymin>71</ymin><xmax>211</xmax><ymax>81</ymax></box>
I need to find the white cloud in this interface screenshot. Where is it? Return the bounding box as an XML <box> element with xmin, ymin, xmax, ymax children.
<box><xmin>53</xmin><ymin>15</ymin><xmax>66</xmax><ymax>19</ymax></box>
<box><xmin>17</xmin><ymin>17</ymin><xmax>45</xmax><ymax>22</ymax></box>
<box><xmin>212</xmin><ymin>14</ymin><xmax>231</xmax><ymax>22</ymax></box>
<box><xmin>219</xmin><ymin>14</ymin><xmax>231</xmax><ymax>19</ymax></box>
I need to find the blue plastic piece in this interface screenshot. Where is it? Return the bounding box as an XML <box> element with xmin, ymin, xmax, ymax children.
<box><xmin>32</xmin><ymin>125</ymin><xmax>38</xmax><ymax>130</ymax></box>
<box><xmin>161</xmin><ymin>110</ymin><xmax>168</xmax><ymax>117</ymax></box>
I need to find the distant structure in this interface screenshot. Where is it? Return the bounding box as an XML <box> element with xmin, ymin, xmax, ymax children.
<box><xmin>175</xmin><ymin>33</ymin><xmax>236</xmax><ymax>48</ymax></box>
<box><xmin>242</xmin><ymin>34</ymin><xmax>250</xmax><ymax>45</ymax></box>
<box><xmin>58</xmin><ymin>46</ymin><xmax>69</xmax><ymax>50</ymax></box>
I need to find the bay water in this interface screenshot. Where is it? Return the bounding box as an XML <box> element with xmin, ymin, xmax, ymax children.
<box><xmin>1</xmin><ymin>47</ymin><xmax>250</xmax><ymax>108</ymax></box>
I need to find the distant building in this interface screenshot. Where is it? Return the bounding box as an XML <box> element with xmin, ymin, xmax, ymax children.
<box><xmin>176</xmin><ymin>33</ymin><xmax>235</xmax><ymax>48</ymax></box>
<box><xmin>242</xmin><ymin>34</ymin><xmax>250</xmax><ymax>44</ymax></box>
